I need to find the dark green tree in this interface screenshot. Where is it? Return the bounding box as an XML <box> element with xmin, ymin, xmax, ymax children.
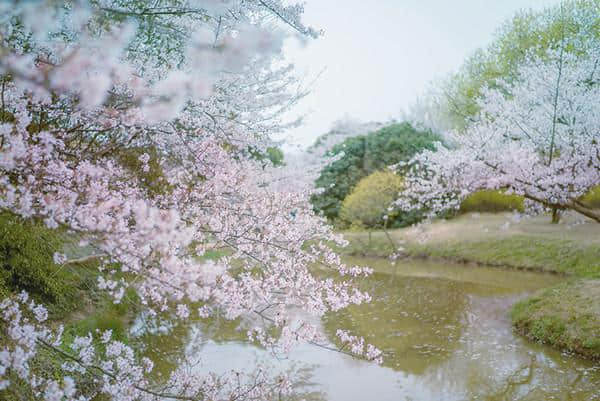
<box><xmin>311</xmin><ymin>122</ymin><xmax>440</xmax><ymax>222</ymax></box>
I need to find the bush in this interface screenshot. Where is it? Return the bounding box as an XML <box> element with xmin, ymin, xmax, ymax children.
<box><xmin>0</xmin><ymin>214</ymin><xmax>61</xmax><ymax>299</ymax></box>
<box><xmin>459</xmin><ymin>190</ymin><xmax>524</xmax><ymax>213</ymax></box>
<box><xmin>339</xmin><ymin>171</ymin><xmax>406</xmax><ymax>228</ymax></box>
<box><xmin>0</xmin><ymin>213</ymin><xmax>81</xmax><ymax>316</ymax></box>
<box><xmin>581</xmin><ymin>186</ymin><xmax>600</xmax><ymax>208</ymax></box>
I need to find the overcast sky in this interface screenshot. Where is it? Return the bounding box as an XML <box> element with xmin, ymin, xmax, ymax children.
<box><xmin>280</xmin><ymin>0</ymin><xmax>563</xmax><ymax>148</ymax></box>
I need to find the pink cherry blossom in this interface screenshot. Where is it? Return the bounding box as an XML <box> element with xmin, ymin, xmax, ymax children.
<box><xmin>0</xmin><ymin>1</ymin><xmax>378</xmax><ymax>399</ymax></box>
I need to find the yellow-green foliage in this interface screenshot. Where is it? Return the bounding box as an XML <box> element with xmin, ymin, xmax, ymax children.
<box><xmin>440</xmin><ymin>0</ymin><xmax>600</xmax><ymax>131</ymax></box>
<box><xmin>0</xmin><ymin>213</ymin><xmax>81</xmax><ymax>316</ymax></box>
<box><xmin>339</xmin><ymin>171</ymin><xmax>403</xmax><ymax>228</ymax></box>
<box><xmin>581</xmin><ymin>186</ymin><xmax>600</xmax><ymax>208</ymax></box>
<box><xmin>0</xmin><ymin>213</ymin><xmax>110</xmax><ymax>319</ymax></box>
<box><xmin>115</xmin><ymin>146</ymin><xmax>173</xmax><ymax>198</ymax></box>
<box><xmin>459</xmin><ymin>186</ymin><xmax>599</xmax><ymax>213</ymax></box>
<box><xmin>460</xmin><ymin>190</ymin><xmax>524</xmax><ymax>213</ymax></box>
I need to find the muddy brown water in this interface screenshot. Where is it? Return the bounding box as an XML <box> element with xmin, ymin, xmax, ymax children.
<box><xmin>133</xmin><ymin>258</ymin><xmax>600</xmax><ymax>400</ymax></box>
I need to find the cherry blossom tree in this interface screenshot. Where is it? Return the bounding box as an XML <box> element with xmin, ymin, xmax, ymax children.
<box><xmin>0</xmin><ymin>1</ymin><xmax>381</xmax><ymax>399</ymax></box>
<box><xmin>395</xmin><ymin>43</ymin><xmax>600</xmax><ymax>223</ymax></box>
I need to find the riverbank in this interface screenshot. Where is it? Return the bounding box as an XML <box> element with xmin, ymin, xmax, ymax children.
<box><xmin>340</xmin><ymin>212</ymin><xmax>600</xmax><ymax>360</ymax></box>
<box><xmin>511</xmin><ymin>280</ymin><xmax>600</xmax><ymax>360</ymax></box>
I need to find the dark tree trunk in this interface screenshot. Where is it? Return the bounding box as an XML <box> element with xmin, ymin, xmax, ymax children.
<box><xmin>522</xmin><ymin>194</ymin><xmax>600</xmax><ymax>224</ymax></box>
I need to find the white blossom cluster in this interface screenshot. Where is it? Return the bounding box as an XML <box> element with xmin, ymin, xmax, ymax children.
<box><xmin>396</xmin><ymin>42</ymin><xmax>600</xmax><ymax>222</ymax></box>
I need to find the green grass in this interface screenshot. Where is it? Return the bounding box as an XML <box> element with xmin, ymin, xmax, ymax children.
<box><xmin>404</xmin><ymin>237</ymin><xmax>600</xmax><ymax>277</ymax></box>
<box><xmin>341</xmin><ymin>214</ymin><xmax>600</xmax><ymax>278</ymax></box>
<box><xmin>511</xmin><ymin>280</ymin><xmax>600</xmax><ymax>360</ymax></box>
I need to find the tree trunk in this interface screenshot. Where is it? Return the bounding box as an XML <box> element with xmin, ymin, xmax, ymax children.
<box><xmin>551</xmin><ymin>207</ymin><xmax>561</xmax><ymax>224</ymax></box>
<box><xmin>523</xmin><ymin>194</ymin><xmax>600</xmax><ymax>224</ymax></box>
<box><xmin>568</xmin><ymin>200</ymin><xmax>600</xmax><ymax>223</ymax></box>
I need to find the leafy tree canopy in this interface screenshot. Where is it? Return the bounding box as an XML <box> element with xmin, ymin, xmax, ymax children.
<box><xmin>311</xmin><ymin>122</ymin><xmax>440</xmax><ymax>221</ymax></box>
<box><xmin>433</xmin><ymin>0</ymin><xmax>600</xmax><ymax>131</ymax></box>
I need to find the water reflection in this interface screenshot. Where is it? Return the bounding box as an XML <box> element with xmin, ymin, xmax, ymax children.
<box><xmin>134</xmin><ymin>258</ymin><xmax>600</xmax><ymax>401</ymax></box>
<box><xmin>323</xmin><ymin>273</ymin><xmax>467</xmax><ymax>374</ymax></box>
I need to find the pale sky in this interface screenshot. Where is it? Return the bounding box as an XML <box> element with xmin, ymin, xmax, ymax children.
<box><xmin>281</xmin><ymin>0</ymin><xmax>563</xmax><ymax>148</ymax></box>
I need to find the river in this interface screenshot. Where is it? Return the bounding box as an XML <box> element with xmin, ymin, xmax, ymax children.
<box><xmin>133</xmin><ymin>257</ymin><xmax>600</xmax><ymax>400</ymax></box>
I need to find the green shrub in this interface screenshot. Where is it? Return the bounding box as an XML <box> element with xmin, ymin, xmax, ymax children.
<box><xmin>581</xmin><ymin>186</ymin><xmax>600</xmax><ymax>208</ymax></box>
<box><xmin>458</xmin><ymin>186</ymin><xmax>598</xmax><ymax>213</ymax></box>
<box><xmin>459</xmin><ymin>190</ymin><xmax>524</xmax><ymax>213</ymax></box>
<box><xmin>339</xmin><ymin>171</ymin><xmax>407</xmax><ymax>228</ymax></box>
<box><xmin>0</xmin><ymin>213</ymin><xmax>85</xmax><ymax>316</ymax></box>
<box><xmin>0</xmin><ymin>213</ymin><xmax>62</xmax><ymax>300</ymax></box>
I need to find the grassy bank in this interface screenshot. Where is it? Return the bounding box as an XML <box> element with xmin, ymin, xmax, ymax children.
<box><xmin>341</xmin><ymin>213</ymin><xmax>600</xmax><ymax>277</ymax></box>
<box><xmin>340</xmin><ymin>212</ymin><xmax>600</xmax><ymax>360</ymax></box>
<box><xmin>511</xmin><ymin>280</ymin><xmax>600</xmax><ymax>360</ymax></box>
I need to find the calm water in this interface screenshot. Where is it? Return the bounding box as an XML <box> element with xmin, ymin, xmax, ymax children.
<box><xmin>133</xmin><ymin>258</ymin><xmax>600</xmax><ymax>401</ymax></box>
